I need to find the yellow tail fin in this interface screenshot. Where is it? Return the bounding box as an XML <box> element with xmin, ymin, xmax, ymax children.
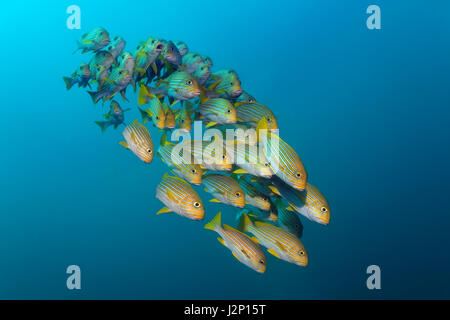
<box><xmin>204</xmin><ymin>212</ymin><xmax>221</xmax><ymax>231</ymax></box>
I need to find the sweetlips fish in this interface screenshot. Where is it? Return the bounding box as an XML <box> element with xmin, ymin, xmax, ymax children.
<box><xmin>269</xmin><ymin>176</ymin><xmax>330</xmax><ymax>225</ymax></box>
<box><xmin>158</xmin><ymin>134</ymin><xmax>203</xmax><ymax>185</ymax></box>
<box><xmin>63</xmin><ymin>63</ymin><xmax>92</xmax><ymax>90</ymax></box>
<box><xmin>199</xmin><ymin>98</ymin><xmax>237</xmax><ymax>127</ymax></box>
<box><xmin>206</xmin><ymin>69</ymin><xmax>243</xmax><ymax>99</ymax></box>
<box><xmin>238</xmin><ymin>213</ymin><xmax>308</xmax><ymax>267</ymax></box>
<box><xmin>192</xmin><ymin>61</ymin><xmax>211</xmax><ymax>86</ymax></box>
<box><xmin>181</xmin><ymin>52</ymin><xmax>204</xmax><ymax>74</ymax></box>
<box><xmin>174</xmin><ymin>106</ymin><xmax>192</xmax><ymax>132</ymax></box>
<box><xmin>144</xmin><ymin>71</ymin><xmax>201</xmax><ymax>101</ymax></box>
<box><xmin>134</xmin><ymin>37</ymin><xmax>164</xmax><ymax>78</ymax></box>
<box><xmin>262</xmin><ymin>132</ymin><xmax>307</xmax><ymax>191</ymax></box>
<box><xmin>234</xmin><ymin>101</ymin><xmax>278</xmax><ymax>132</ymax></box>
<box><xmin>236</xmin><ymin>174</ymin><xmax>271</xmax><ymax>211</ymax></box>
<box><xmin>203</xmin><ymin>173</ymin><xmax>245</xmax><ymax>208</ymax></box>
<box><xmin>174</xmin><ymin>40</ymin><xmax>189</xmax><ymax>56</ymax></box>
<box><xmin>74</xmin><ymin>27</ymin><xmax>110</xmax><ymax>54</ymax></box>
<box><xmin>138</xmin><ymin>89</ymin><xmax>166</xmax><ymax>129</ymax></box>
<box><xmin>273</xmin><ymin>197</ymin><xmax>304</xmax><ymax>238</ymax></box>
<box><xmin>205</xmin><ymin>212</ymin><xmax>266</xmax><ymax>273</ymax></box>
<box><xmin>87</xmin><ymin>67</ymin><xmax>132</xmax><ymax>103</ymax></box>
<box><xmin>235</xmin><ymin>91</ymin><xmax>256</xmax><ymax>103</ymax></box>
<box><xmin>180</xmin><ymin>139</ymin><xmax>232</xmax><ymax>172</ymax></box>
<box><xmin>156</xmin><ymin>172</ymin><xmax>204</xmax><ymax>221</ymax></box>
<box><xmin>161</xmin><ymin>40</ymin><xmax>182</xmax><ymax>67</ymax></box>
<box><xmin>105</xmin><ymin>35</ymin><xmax>126</xmax><ymax>60</ymax></box>
<box><xmin>119</xmin><ymin>120</ymin><xmax>154</xmax><ymax>164</ymax></box>
<box><xmin>118</xmin><ymin>52</ymin><xmax>136</xmax><ymax>76</ymax></box>
<box><xmin>94</xmin><ymin>100</ymin><xmax>130</xmax><ymax>132</ymax></box>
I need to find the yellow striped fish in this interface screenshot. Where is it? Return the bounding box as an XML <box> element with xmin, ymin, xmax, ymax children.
<box><xmin>203</xmin><ymin>174</ymin><xmax>245</xmax><ymax>208</ymax></box>
<box><xmin>199</xmin><ymin>98</ymin><xmax>237</xmax><ymax>127</ymax></box>
<box><xmin>163</xmin><ymin>102</ymin><xmax>176</xmax><ymax>129</ymax></box>
<box><xmin>205</xmin><ymin>212</ymin><xmax>266</xmax><ymax>273</ymax></box>
<box><xmin>207</xmin><ymin>69</ymin><xmax>243</xmax><ymax>99</ymax></box>
<box><xmin>181</xmin><ymin>139</ymin><xmax>232</xmax><ymax>172</ymax></box>
<box><xmin>156</xmin><ymin>173</ymin><xmax>204</xmax><ymax>220</ymax></box>
<box><xmin>137</xmin><ymin>88</ymin><xmax>166</xmax><ymax>129</ymax></box>
<box><xmin>238</xmin><ymin>213</ymin><xmax>308</xmax><ymax>266</ymax></box>
<box><xmin>235</xmin><ymin>101</ymin><xmax>278</xmax><ymax>131</ymax></box>
<box><xmin>226</xmin><ymin>142</ymin><xmax>273</xmax><ymax>178</ymax></box>
<box><xmin>119</xmin><ymin>120</ymin><xmax>154</xmax><ymax>163</ymax></box>
<box><xmin>158</xmin><ymin>134</ymin><xmax>203</xmax><ymax>185</ymax></box>
<box><xmin>262</xmin><ymin>132</ymin><xmax>307</xmax><ymax>191</ymax></box>
<box><xmin>236</xmin><ymin>175</ymin><xmax>271</xmax><ymax>211</ymax></box>
<box><xmin>174</xmin><ymin>106</ymin><xmax>192</xmax><ymax>132</ymax></box>
<box><xmin>270</xmin><ymin>176</ymin><xmax>330</xmax><ymax>225</ymax></box>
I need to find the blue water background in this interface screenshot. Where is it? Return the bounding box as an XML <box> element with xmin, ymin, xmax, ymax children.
<box><xmin>0</xmin><ymin>0</ymin><xmax>449</xmax><ymax>299</ymax></box>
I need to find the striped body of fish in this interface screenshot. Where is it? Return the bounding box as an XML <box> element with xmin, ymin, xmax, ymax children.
<box><xmin>237</xmin><ymin>175</ymin><xmax>271</xmax><ymax>211</ymax></box>
<box><xmin>203</xmin><ymin>174</ymin><xmax>245</xmax><ymax>208</ymax></box>
<box><xmin>181</xmin><ymin>52</ymin><xmax>204</xmax><ymax>74</ymax></box>
<box><xmin>270</xmin><ymin>176</ymin><xmax>330</xmax><ymax>225</ymax></box>
<box><xmin>88</xmin><ymin>51</ymin><xmax>114</xmax><ymax>71</ymax></box>
<box><xmin>199</xmin><ymin>98</ymin><xmax>236</xmax><ymax>126</ymax></box>
<box><xmin>119</xmin><ymin>120</ymin><xmax>154</xmax><ymax>163</ymax></box>
<box><xmin>134</xmin><ymin>37</ymin><xmax>164</xmax><ymax>77</ymax></box>
<box><xmin>75</xmin><ymin>27</ymin><xmax>110</xmax><ymax>54</ymax></box>
<box><xmin>226</xmin><ymin>143</ymin><xmax>273</xmax><ymax>178</ymax></box>
<box><xmin>105</xmin><ymin>36</ymin><xmax>126</xmax><ymax>60</ymax></box>
<box><xmin>181</xmin><ymin>139</ymin><xmax>232</xmax><ymax>172</ymax></box>
<box><xmin>175</xmin><ymin>40</ymin><xmax>189</xmax><ymax>56</ymax></box>
<box><xmin>239</xmin><ymin>213</ymin><xmax>308</xmax><ymax>266</ymax></box>
<box><xmin>87</xmin><ymin>67</ymin><xmax>132</xmax><ymax>103</ymax></box>
<box><xmin>235</xmin><ymin>91</ymin><xmax>256</xmax><ymax>103</ymax></box>
<box><xmin>262</xmin><ymin>132</ymin><xmax>307</xmax><ymax>191</ymax></box>
<box><xmin>163</xmin><ymin>102</ymin><xmax>176</xmax><ymax>129</ymax></box>
<box><xmin>274</xmin><ymin>198</ymin><xmax>304</xmax><ymax>238</ymax></box>
<box><xmin>174</xmin><ymin>107</ymin><xmax>192</xmax><ymax>132</ymax></box>
<box><xmin>156</xmin><ymin>173</ymin><xmax>204</xmax><ymax>220</ymax></box>
<box><xmin>166</xmin><ymin>71</ymin><xmax>201</xmax><ymax>100</ymax></box>
<box><xmin>118</xmin><ymin>52</ymin><xmax>136</xmax><ymax>75</ymax></box>
<box><xmin>208</xmin><ymin>69</ymin><xmax>243</xmax><ymax>99</ymax></box>
<box><xmin>235</xmin><ymin>101</ymin><xmax>278</xmax><ymax>131</ymax></box>
<box><xmin>138</xmin><ymin>88</ymin><xmax>166</xmax><ymax>129</ymax></box>
<box><xmin>192</xmin><ymin>61</ymin><xmax>211</xmax><ymax>86</ymax></box>
<box><xmin>205</xmin><ymin>212</ymin><xmax>266</xmax><ymax>273</ymax></box>
<box><xmin>159</xmin><ymin>136</ymin><xmax>203</xmax><ymax>185</ymax></box>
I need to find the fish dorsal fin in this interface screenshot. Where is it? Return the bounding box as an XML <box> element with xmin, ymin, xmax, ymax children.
<box><xmin>209</xmin><ymin>198</ymin><xmax>221</xmax><ymax>203</ymax></box>
<box><xmin>223</xmin><ymin>224</ymin><xmax>236</xmax><ymax>232</ymax></box>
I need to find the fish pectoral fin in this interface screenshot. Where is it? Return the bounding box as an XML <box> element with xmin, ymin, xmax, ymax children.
<box><xmin>217</xmin><ymin>237</ymin><xmax>226</xmax><ymax>247</ymax></box>
<box><xmin>156</xmin><ymin>207</ymin><xmax>172</xmax><ymax>215</ymax></box>
<box><xmin>166</xmin><ymin>190</ymin><xmax>178</xmax><ymax>204</ymax></box>
<box><xmin>233</xmin><ymin>169</ymin><xmax>247</xmax><ymax>174</ymax></box>
<box><xmin>268</xmin><ymin>186</ymin><xmax>281</xmax><ymax>196</ymax></box>
<box><xmin>267</xmin><ymin>248</ymin><xmax>280</xmax><ymax>258</ymax></box>
<box><xmin>205</xmin><ymin>122</ymin><xmax>217</xmax><ymax>128</ymax></box>
<box><xmin>119</xmin><ymin>141</ymin><xmax>129</xmax><ymax>149</ymax></box>
<box><xmin>232</xmin><ymin>251</ymin><xmax>241</xmax><ymax>262</ymax></box>
<box><xmin>251</xmin><ymin>236</ymin><xmax>259</xmax><ymax>244</ymax></box>
<box><xmin>286</xmin><ymin>206</ymin><xmax>295</xmax><ymax>212</ymax></box>
<box><xmin>151</xmin><ymin>62</ymin><xmax>158</xmax><ymax>74</ymax></box>
<box><xmin>209</xmin><ymin>198</ymin><xmax>221</xmax><ymax>203</ymax></box>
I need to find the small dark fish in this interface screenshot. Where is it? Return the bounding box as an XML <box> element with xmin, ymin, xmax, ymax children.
<box><xmin>63</xmin><ymin>63</ymin><xmax>92</xmax><ymax>90</ymax></box>
<box><xmin>94</xmin><ymin>100</ymin><xmax>130</xmax><ymax>132</ymax></box>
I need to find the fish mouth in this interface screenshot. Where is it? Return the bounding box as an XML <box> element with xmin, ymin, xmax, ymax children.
<box><xmin>229</xmin><ymin>89</ymin><xmax>243</xmax><ymax>98</ymax></box>
<box><xmin>156</xmin><ymin>43</ymin><xmax>164</xmax><ymax>51</ymax></box>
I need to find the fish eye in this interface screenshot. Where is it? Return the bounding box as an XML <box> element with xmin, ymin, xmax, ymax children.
<box><xmin>155</xmin><ymin>116</ymin><xmax>159</xmax><ymax>120</ymax></box>
<box><xmin>193</xmin><ymin>202</ymin><xmax>200</xmax><ymax>208</ymax></box>
<box><xmin>227</xmin><ymin>109</ymin><xmax>231</xmax><ymax>113</ymax></box>
<box><xmin>264</xmin><ymin>162</ymin><xmax>269</xmax><ymax>167</ymax></box>
<box><xmin>230</xmin><ymin>82</ymin><xmax>233</xmax><ymax>86</ymax></box>
<box><xmin>249</xmin><ymin>99</ymin><xmax>255</xmax><ymax>102</ymax></box>
<box><xmin>186</xmin><ymin>80</ymin><xmax>193</xmax><ymax>85</ymax></box>
<box><xmin>235</xmin><ymin>192</ymin><xmax>241</xmax><ymax>197</ymax></box>
<box><xmin>321</xmin><ymin>207</ymin><xmax>328</xmax><ymax>213</ymax></box>
<box><xmin>258</xmin><ymin>260</ymin><xmax>264</xmax><ymax>264</ymax></box>
<box><xmin>191</xmin><ymin>169</ymin><xmax>196</xmax><ymax>174</ymax></box>
<box><xmin>181</xmin><ymin>119</ymin><xmax>184</xmax><ymax>123</ymax></box>
<box><xmin>222</xmin><ymin>155</ymin><xmax>226</xmax><ymax>159</ymax></box>
<box><xmin>146</xmin><ymin>148</ymin><xmax>152</xmax><ymax>153</ymax></box>
<box><xmin>295</xmin><ymin>172</ymin><xmax>302</xmax><ymax>178</ymax></box>
<box><xmin>266</xmin><ymin>117</ymin><xmax>271</xmax><ymax>122</ymax></box>
<box><xmin>299</xmin><ymin>251</ymin><xmax>304</xmax><ymax>255</ymax></box>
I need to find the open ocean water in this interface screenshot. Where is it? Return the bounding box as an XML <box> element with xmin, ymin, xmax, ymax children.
<box><xmin>1</xmin><ymin>0</ymin><xmax>449</xmax><ymax>299</ymax></box>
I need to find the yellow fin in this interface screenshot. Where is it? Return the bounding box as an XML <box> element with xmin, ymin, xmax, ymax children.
<box><xmin>119</xmin><ymin>141</ymin><xmax>128</xmax><ymax>149</ymax></box>
<box><xmin>167</xmin><ymin>190</ymin><xmax>177</xmax><ymax>203</ymax></box>
<box><xmin>205</xmin><ymin>121</ymin><xmax>217</xmax><ymax>128</ymax></box>
<box><xmin>267</xmin><ymin>248</ymin><xmax>280</xmax><ymax>258</ymax></box>
<box><xmin>232</xmin><ymin>251</ymin><xmax>241</xmax><ymax>262</ymax></box>
<box><xmin>233</xmin><ymin>169</ymin><xmax>247</xmax><ymax>174</ymax></box>
<box><xmin>204</xmin><ymin>212</ymin><xmax>221</xmax><ymax>231</ymax></box>
<box><xmin>268</xmin><ymin>185</ymin><xmax>281</xmax><ymax>196</ymax></box>
<box><xmin>209</xmin><ymin>198</ymin><xmax>221</xmax><ymax>203</ymax></box>
<box><xmin>217</xmin><ymin>237</ymin><xmax>226</xmax><ymax>247</ymax></box>
<box><xmin>151</xmin><ymin>62</ymin><xmax>158</xmax><ymax>74</ymax></box>
<box><xmin>138</xmin><ymin>85</ymin><xmax>150</xmax><ymax>105</ymax></box>
<box><xmin>251</xmin><ymin>236</ymin><xmax>259</xmax><ymax>244</ymax></box>
<box><xmin>286</xmin><ymin>206</ymin><xmax>294</xmax><ymax>212</ymax></box>
<box><xmin>222</xmin><ymin>224</ymin><xmax>237</xmax><ymax>232</ymax></box>
<box><xmin>156</xmin><ymin>207</ymin><xmax>171</xmax><ymax>215</ymax></box>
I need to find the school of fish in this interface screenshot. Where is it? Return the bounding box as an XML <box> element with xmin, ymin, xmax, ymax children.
<box><xmin>65</xmin><ymin>27</ymin><xmax>331</xmax><ymax>274</ymax></box>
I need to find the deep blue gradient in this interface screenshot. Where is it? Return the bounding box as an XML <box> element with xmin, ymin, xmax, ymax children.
<box><xmin>1</xmin><ymin>0</ymin><xmax>449</xmax><ymax>299</ymax></box>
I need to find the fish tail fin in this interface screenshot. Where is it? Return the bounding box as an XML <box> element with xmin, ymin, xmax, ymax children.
<box><xmin>138</xmin><ymin>84</ymin><xmax>149</xmax><ymax>105</ymax></box>
<box><xmin>63</xmin><ymin>77</ymin><xmax>74</xmax><ymax>90</ymax></box>
<box><xmin>87</xmin><ymin>91</ymin><xmax>99</xmax><ymax>104</ymax></box>
<box><xmin>204</xmin><ymin>212</ymin><xmax>221</xmax><ymax>231</ymax></box>
<box><xmin>237</xmin><ymin>213</ymin><xmax>253</xmax><ymax>233</ymax></box>
<box><xmin>94</xmin><ymin>120</ymin><xmax>111</xmax><ymax>133</ymax></box>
